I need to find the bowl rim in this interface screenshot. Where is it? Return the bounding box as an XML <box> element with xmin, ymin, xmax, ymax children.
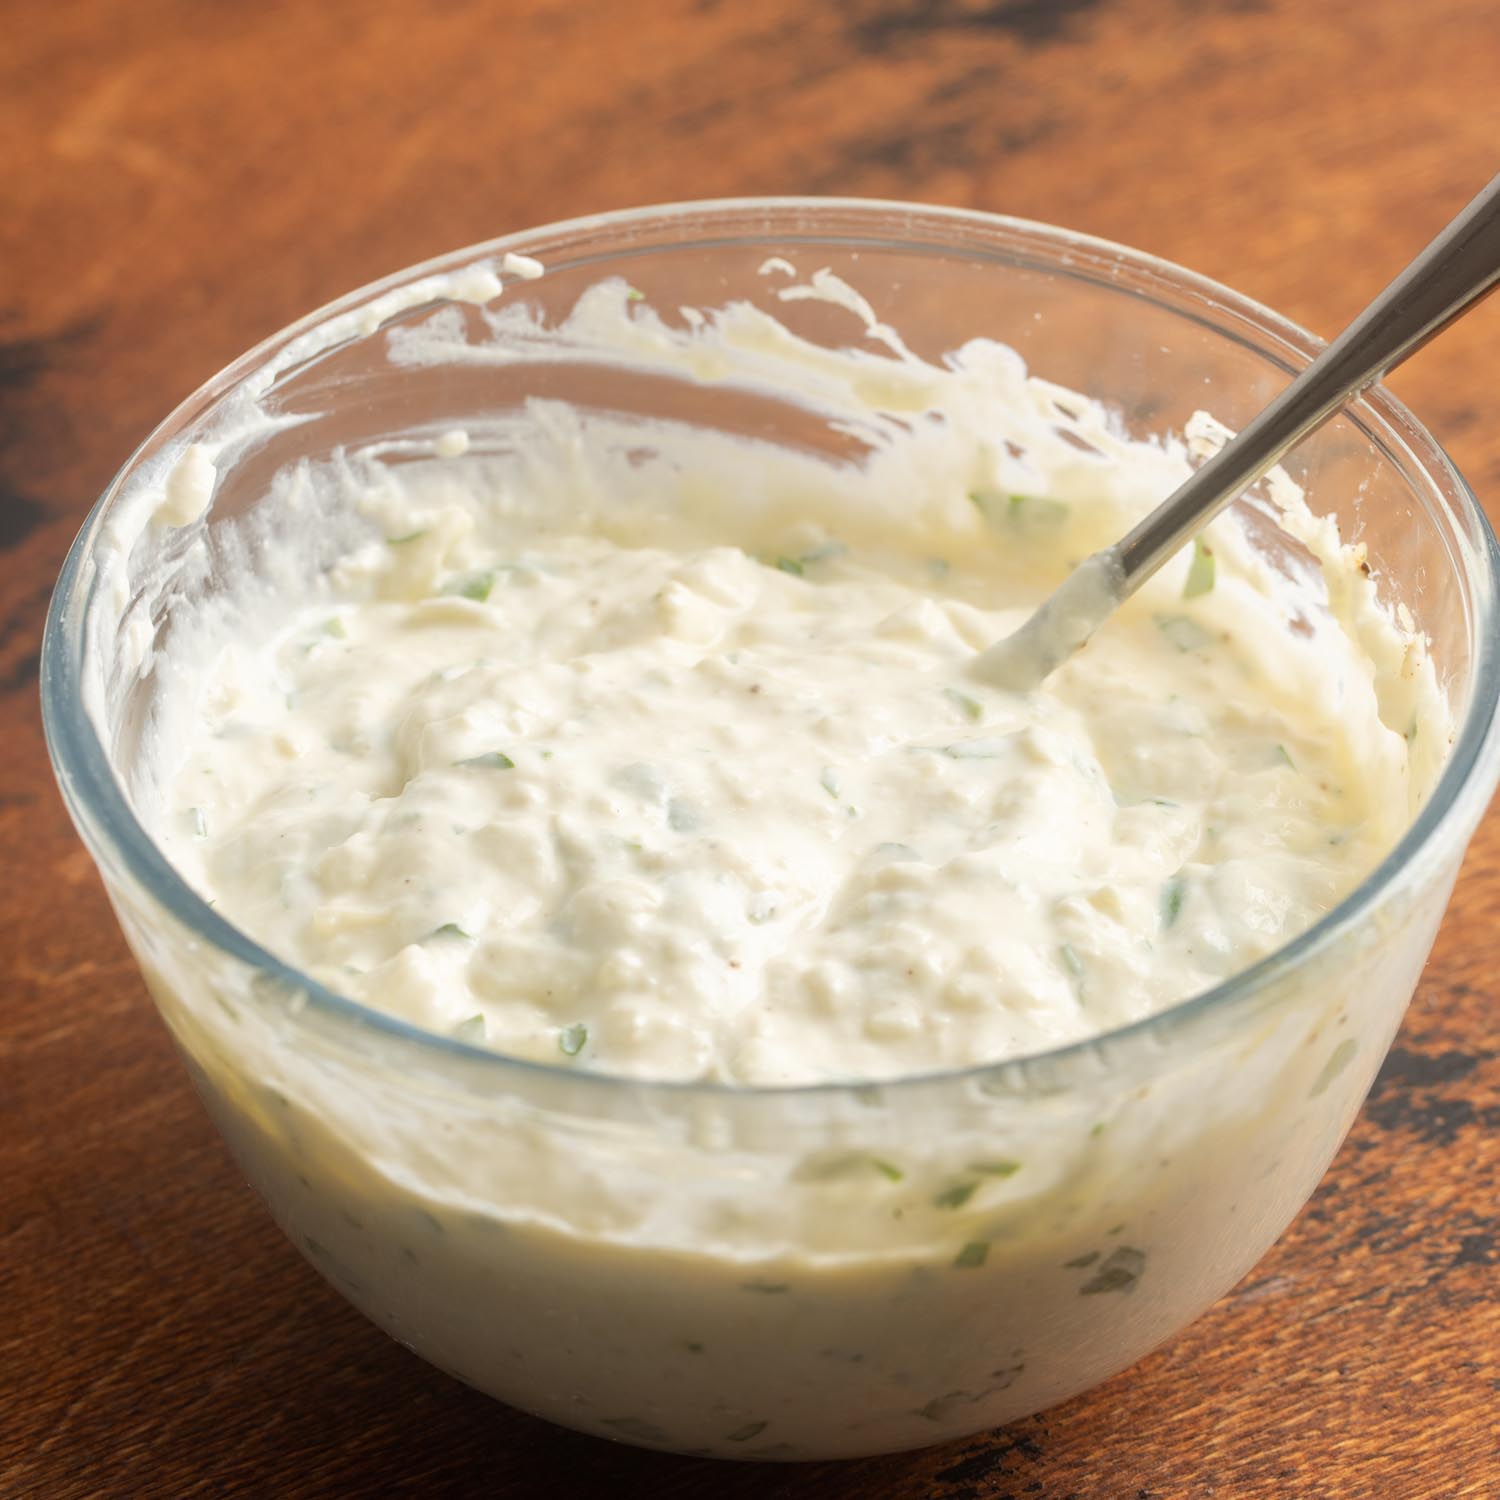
<box><xmin>39</xmin><ymin>193</ymin><xmax>1500</xmax><ymax>1101</ymax></box>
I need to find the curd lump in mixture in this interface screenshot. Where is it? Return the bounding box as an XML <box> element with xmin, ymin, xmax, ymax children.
<box><xmin>156</xmin><ymin>273</ymin><xmax>1440</xmax><ymax>1086</ymax></box>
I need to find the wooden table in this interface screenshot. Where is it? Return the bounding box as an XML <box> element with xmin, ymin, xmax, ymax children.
<box><xmin>4</xmin><ymin>2</ymin><xmax>1498</xmax><ymax>1494</ymax></box>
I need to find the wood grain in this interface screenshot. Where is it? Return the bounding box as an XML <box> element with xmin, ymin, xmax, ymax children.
<box><xmin>3</xmin><ymin>2</ymin><xmax>1497</xmax><ymax>1495</ymax></box>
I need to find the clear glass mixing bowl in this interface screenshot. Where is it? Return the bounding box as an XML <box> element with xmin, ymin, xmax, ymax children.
<box><xmin>41</xmin><ymin>199</ymin><xmax>1500</xmax><ymax>1461</ymax></box>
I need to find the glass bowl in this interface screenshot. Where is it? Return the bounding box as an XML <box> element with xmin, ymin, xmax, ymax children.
<box><xmin>41</xmin><ymin>199</ymin><xmax>1500</xmax><ymax>1461</ymax></box>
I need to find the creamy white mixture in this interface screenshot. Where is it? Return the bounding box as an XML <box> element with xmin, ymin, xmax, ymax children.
<box><xmin>119</xmin><ymin>262</ymin><xmax>1453</xmax><ymax>1456</ymax></box>
<box><xmin>167</xmin><ymin>478</ymin><xmax>1407</xmax><ymax>1086</ymax></box>
<box><xmin>157</xmin><ymin>281</ymin><xmax>1435</xmax><ymax>1085</ymax></box>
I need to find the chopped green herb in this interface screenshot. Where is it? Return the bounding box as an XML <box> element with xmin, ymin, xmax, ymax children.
<box><xmin>425</xmin><ymin>923</ymin><xmax>472</xmax><ymax>941</ymax></box>
<box><xmin>740</xmin><ymin>1279</ymin><xmax>789</xmax><ymax>1294</ymax></box>
<box><xmin>1058</xmin><ymin>942</ymin><xmax>1085</xmax><ymax>993</ymax></box>
<box><xmin>323</xmin><ymin>615</ymin><xmax>348</xmax><ymax>639</ymax></box>
<box><xmin>600</xmin><ymin>1416</ymin><xmax>669</xmax><ymax>1444</ymax></box>
<box><xmin>625</xmin><ymin>286</ymin><xmax>647</xmax><ymax>302</ymax></box>
<box><xmin>774</xmin><ymin>555</ymin><xmax>805</xmax><ymax>576</ymax></box>
<box><xmin>970</xmin><ymin>490</ymin><xmax>1068</xmax><ymax>530</ymax></box>
<box><xmin>1160</xmin><ymin>873</ymin><xmax>1186</xmax><ymax>928</ymax></box>
<box><xmin>1273</xmin><ymin>743</ymin><xmax>1296</xmax><ymax>770</ymax></box>
<box><xmin>793</xmin><ymin>1150</ymin><xmax>896</xmax><ymax>1183</ymax></box>
<box><xmin>799</xmin><ymin>540</ymin><xmax>846</xmax><ymax>566</ymax></box>
<box><xmin>457</xmin><ymin>751</ymin><xmax>515</xmax><ymax>770</ymax></box>
<box><xmin>969</xmin><ymin>1159</ymin><xmax>1021</xmax><ymax>1178</ymax></box>
<box><xmin>1154</xmin><ymin>614</ymin><xmax>1216</xmax><ymax>653</ymax></box>
<box><xmin>558</xmin><ymin>1022</ymin><xmax>588</xmax><ymax>1057</ymax></box>
<box><xmin>1148</xmin><ymin>796</ymin><xmax>1179</xmax><ymax>808</ymax></box>
<box><xmin>953</xmin><ymin>1241</ymin><xmax>989</xmax><ymax>1270</ymax></box>
<box><xmin>1405</xmin><ymin>714</ymin><xmax>1420</xmax><ymax>745</ymax></box>
<box><xmin>941</xmin><ymin>738</ymin><xmax>1010</xmax><ymax>760</ymax></box>
<box><xmin>1062</xmin><ymin>1250</ymin><xmax>1100</xmax><ymax>1269</ymax></box>
<box><xmin>1079</xmin><ymin>1245</ymin><xmax>1146</xmax><ymax>1295</ymax></box>
<box><xmin>1009</xmin><ymin>493</ymin><xmax>1068</xmax><ymax>526</ymax></box>
<box><xmin>453</xmin><ymin>1014</ymin><xmax>486</xmax><ymax>1042</ymax></box>
<box><xmin>820</xmin><ymin>767</ymin><xmax>842</xmax><ymax>798</ymax></box>
<box><xmin>1310</xmin><ymin>1036</ymin><xmax>1358</xmax><ymax>1097</ymax></box>
<box><xmin>944</xmin><ymin>687</ymin><xmax>984</xmax><ymax>722</ymax></box>
<box><xmin>1182</xmin><ymin>536</ymin><xmax>1216</xmax><ymax>598</ymax></box>
<box><xmin>1090</xmin><ymin>1121</ymin><xmax>1106</xmax><ymax>1138</ymax></box>
<box><xmin>726</xmin><ymin>1420</ymin><xmax>768</xmax><ymax>1443</ymax></box>
<box><xmin>448</xmin><ymin>570</ymin><xmax>496</xmax><ymax>602</ymax></box>
<box><xmin>387</xmin><ymin>530</ymin><xmax>426</xmax><ymax>545</ymax></box>
<box><xmin>934</xmin><ymin>1181</ymin><xmax>978</xmax><ymax>1211</ymax></box>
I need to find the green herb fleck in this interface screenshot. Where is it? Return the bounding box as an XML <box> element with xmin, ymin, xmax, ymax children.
<box><xmin>601</xmin><ymin>1416</ymin><xmax>669</xmax><ymax>1444</ymax></box>
<box><xmin>558</xmin><ymin>1022</ymin><xmax>588</xmax><ymax>1057</ymax></box>
<box><xmin>774</xmin><ymin>555</ymin><xmax>805</xmax><ymax>576</ymax></box>
<box><xmin>457</xmin><ymin>751</ymin><xmax>515</xmax><ymax>770</ymax></box>
<box><xmin>1154</xmin><ymin>614</ymin><xmax>1216</xmax><ymax>653</ymax></box>
<box><xmin>969</xmin><ymin>1159</ymin><xmax>1021</xmax><ymax>1178</ymax></box>
<box><xmin>425</xmin><ymin>923</ymin><xmax>472</xmax><ymax>941</ymax></box>
<box><xmin>970</xmin><ymin>490</ymin><xmax>1068</xmax><ymax>530</ymax></box>
<box><xmin>1182</xmin><ymin>537</ymin><xmax>1216</xmax><ymax>598</ymax></box>
<box><xmin>1273</xmin><ymin>743</ymin><xmax>1296</xmax><ymax>770</ymax></box>
<box><xmin>727</xmin><ymin>1420</ymin><xmax>768</xmax><ymax>1443</ymax></box>
<box><xmin>944</xmin><ymin>687</ymin><xmax>984</xmax><ymax>722</ymax></box>
<box><xmin>741</xmin><ymin>1279</ymin><xmax>790</xmax><ymax>1294</ymax></box>
<box><xmin>1090</xmin><ymin>1121</ymin><xmax>1106</xmax><ymax>1138</ymax></box>
<box><xmin>387</xmin><ymin>530</ymin><xmax>426</xmax><ymax>546</ymax></box>
<box><xmin>799</xmin><ymin>540</ymin><xmax>846</xmax><ymax>566</ymax></box>
<box><xmin>1405</xmin><ymin>714</ymin><xmax>1420</xmax><ymax>745</ymax></box>
<box><xmin>449</xmin><ymin>570</ymin><xmax>496</xmax><ymax>602</ymax></box>
<box><xmin>625</xmin><ymin>286</ymin><xmax>647</xmax><ymax>302</ymax></box>
<box><xmin>1009</xmin><ymin>493</ymin><xmax>1068</xmax><ymax>527</ymax></box>
<box><xmin>323</xmin><ymin>616</ymin><xmax>348</xmax><ymax>639</ymax></box>
<box><xmin>1160</xmin><ymin>873</ymin><xmax>1186</xmax><ymax>929</ymax></box>
<box><xmin>934</xmin><ymin>1181</ymin><xmax>979</xmax><ymax>1211</ymax></box>
<box><xmin>1310</xmin><ymin>1036</ymin><xmax>1358</xmax><ymax>1097</ymax></box>
<box><xmin>1062</xmin><ymin>1250</ymin><xmax>1100</xmax><ymax>1269</ymax></box>
<box><xmin>953</xmin><ymin>1241</ymin><xmax>989</xmax><ymax>1270</ymax></box>
<box><xmin>1058</xmin><ymin>942</ymin><xmax>1085</xmax><ymax>994</ymax></box>
<box><xmin>941</xmin><ymin>738</ymin><xmax>1010</xmax><ymax>760</ymax></box>
<box><xmin>871</xmin><ymin>1158</ymin><xmax>904</xmax><ymax>1183</ymax></box>
<box><xmin>454</xmin><ymin>1014</ymin><xmax>486</xmax><ymax>1042</ymax></box>
<box><xmin>1080</xmin><ymin>1245</ymin><xmax>1146</xmax><ymax>1295</ymax></box>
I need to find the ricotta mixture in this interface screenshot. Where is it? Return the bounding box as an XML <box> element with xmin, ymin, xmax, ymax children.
<box><xmin>114</xmin><ymin>259</ymin><xmax>1454</xmax><ymax>1457</ymax></box>
<box><xmin>156</xmin><ymin>277</ymin><xmax>1436</xmax><ymax>1086</ymax></box>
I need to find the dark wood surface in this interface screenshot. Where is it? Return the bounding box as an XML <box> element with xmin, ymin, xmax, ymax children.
<box><xmin>4</xmin><ymin>2</ymin><xmax>1499</xmax><ymax>1495</ymax></box>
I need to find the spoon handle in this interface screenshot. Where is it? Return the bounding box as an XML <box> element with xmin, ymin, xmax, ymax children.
<box><xmin>1117</xmin><ymin>172</ymin><xmax>1500</xmax><ymax>585</ymax></box>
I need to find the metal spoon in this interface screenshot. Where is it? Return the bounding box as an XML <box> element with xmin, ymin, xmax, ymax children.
<box><xmin>977</xmin><ymin>173</ymin><xmax>1500</xmax><ymax>691</ymax></box>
